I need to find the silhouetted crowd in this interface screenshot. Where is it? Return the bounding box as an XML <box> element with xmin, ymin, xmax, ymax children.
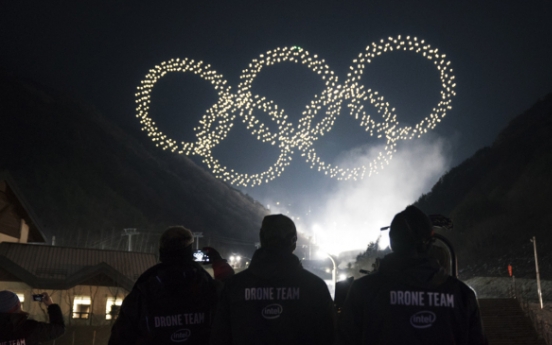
<box><xmin>0</xmin><ymin>206</ymin><xmax>488</xmax><ymax>345</ymax></box>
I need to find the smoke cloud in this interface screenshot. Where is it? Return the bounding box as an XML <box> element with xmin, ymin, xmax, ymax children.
<box><xmin>311</xmin><ymin>135</ymin><xmax>450</xmax><ymax>255</ymax></box>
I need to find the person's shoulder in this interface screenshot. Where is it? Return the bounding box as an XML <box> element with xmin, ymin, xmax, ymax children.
<box><xmin>16</xmin><ymin>317</ymin><xmax>40</xmax><ymax>332</ymax></box>
<box><xmin>195</xmin><ymin>263</ymin><xmax>215</xmax><ymax>278</ymax></box>
<box><xmin>351</xmin><ymin>271</ymin><xmax>384</xmax><ymax>287</ymax></box>
<box><xmin>217</xmin><ymin>269</ymin><xmax>259</xmax><ymax>297</ymax></box>
<box><xmin>336</xmin><ymin>273</ymin><xmax>384</xmax><ymax>304</ymax></box>
<box><xmin>449</xmin><ymin>277</ymin><xmax>478</xmax><ymax>296</ymax></box>
<box><xmin>29</xmin><ymin>318</ymin><xmax>53</xmax><ymax>328</ymax></box>
<box><xmin>220</xmin><ymin>268</ymin><xmax>252</xmax><ymax>286</ymax></box>
<box><xmin>298</xmin><ymin>267</ymin><xmax>324</xmax><ymax>280</ymax></box>
<box><xmin>297</xmin><ymin>268</ymin><xmax>331</xmax><ymax>288</ymax></box>
<box><xmin>133</xmin><ymin>263</ymin><xmax>164</xmax><ymax>287</ymax></box>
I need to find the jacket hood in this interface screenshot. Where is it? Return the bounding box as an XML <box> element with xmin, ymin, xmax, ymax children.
<box><xmin>378</xmin><ymin>252</ymin><xmax>449</xmax><ymax>289</ymax></box>
<box><xmin>247</xmin><ymin>247</ymin><xmax>303</xmax><ymax>282</ymax></box>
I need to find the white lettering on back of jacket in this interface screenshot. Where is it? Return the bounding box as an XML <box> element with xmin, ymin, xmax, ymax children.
<box><xmin>153</xmin><ymin>313</ymin><xmax>205</xmax><ymax>327</ymax></box>
<box><xmin>390</xmin><ymin>291</ymin><xmax>455</xmax><ymax>308</ymax></box>
<box><xmin>1</xmin><ymin>340</ymin><xmax>27</xmax><ymax>345</ymax></box>
<box><xmin>244</xmin><ymin>287</ymin><xmax>300</xmax><ymax>301</ymax></box>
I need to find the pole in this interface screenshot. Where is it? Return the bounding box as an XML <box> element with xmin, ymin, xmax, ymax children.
<box><xmin>512</xmin><ymin>275</ymin><xmax>516</xmax><ymax>299</ymax></box>
<box><xmin>122</xmin><ymin>229</ymin><xmax>139</xmax><ymax>252</ymax></box>
<box><xmin>531</xmin><ymin>236</ymin><xmax>544</xmax><ymax>309</ymax></box>
<box><xmin>193</xmin><ymin>232</ymin><xmax>204</xmax><ymax>250</ymax></box>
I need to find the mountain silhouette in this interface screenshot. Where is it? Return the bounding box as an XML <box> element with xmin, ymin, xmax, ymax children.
<box><xmin>0</xmin><ymin>71</ymin><xmax>268</xmax><ymax>257</ymax></box>
<box><xmin>415</xmin><ymin>93</ymin><xmax>552</xmax><ymax>279</ymax></box>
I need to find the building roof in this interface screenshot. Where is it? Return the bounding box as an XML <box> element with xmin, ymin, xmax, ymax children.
<box><xmin>0</xmin><ymin>170</ymin><xmax>47</xmax><ymax>243</ymax></box>
<box><xmin>0</xmin><ymin>242</ymin><xmax>157</xmax><ymax>291</ymax></box>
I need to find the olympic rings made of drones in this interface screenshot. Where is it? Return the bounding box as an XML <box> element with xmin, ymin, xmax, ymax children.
<box><xmin>135</xmin><ymin>35</ymin><xmax>456</xmax><ymax>187</ymax></box>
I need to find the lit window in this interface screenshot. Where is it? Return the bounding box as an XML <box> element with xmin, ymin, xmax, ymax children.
<box><xmin>16</xmin><ymin>293</ymin><xmax>25</xmax><ymax>310</ymax></box>
<box><xmin>72</xmin><ymin>296</ymin><xmax>91</xmax><ymax>319</ymax></box>
<box><xmin>106</xmin><ymin>298</ymin><xmax>123</xmax><ymax>320</ymax></box>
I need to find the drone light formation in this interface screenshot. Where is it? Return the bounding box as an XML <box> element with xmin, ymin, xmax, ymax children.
<box><xmin>135</xmin><ymin>35</ymin><xmax>456</xmax><ymax>187</ymax></box>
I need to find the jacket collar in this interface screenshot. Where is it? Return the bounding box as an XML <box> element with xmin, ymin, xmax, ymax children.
<box><xmin>248</xmin><ymin>247</ymin><xmax>302</xmax><ymax>281</ymax></box>
<box><xmin>378</xmin><ymin>252</ymin><xmax>449</xmax><ymax>288</ymax></box>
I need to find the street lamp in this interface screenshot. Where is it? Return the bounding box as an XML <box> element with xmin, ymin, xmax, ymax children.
<box><xmin>229</xmin><ymin>254</ymin><xmax>246</xmax><ymax>269</ymax></box>
<box><xmin>317</xmin><ymin>251</ymin><xmax>337</xmax><ymax>295</ymax></box>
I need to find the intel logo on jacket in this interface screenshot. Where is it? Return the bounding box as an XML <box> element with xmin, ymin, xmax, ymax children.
<box><xmin>262</xmin><ymin>304</ymin><xmax>284</xmax><ymax>319</ymax></box>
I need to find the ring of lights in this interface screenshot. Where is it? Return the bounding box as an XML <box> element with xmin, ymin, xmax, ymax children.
<box><xmin>135</xmin><ymin>35</ymin><xmax>456</xmax><ymax>187</ymax></box>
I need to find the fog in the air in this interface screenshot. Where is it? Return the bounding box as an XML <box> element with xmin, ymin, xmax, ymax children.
<box><xmin>310</xmin><ymin>135</ymin><xmax>451</xmax><ymax>255</ymax></box>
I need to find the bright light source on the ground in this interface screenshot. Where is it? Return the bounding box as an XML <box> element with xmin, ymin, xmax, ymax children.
<box><xmin>316</xmin><ymin>250</ymin><xmax>327</xmax><ymax>259</ymax></box>
<box><xmin>339</xmin><ymin>274</ymin><xmax>347</xmax><ymax>281</ymax></box>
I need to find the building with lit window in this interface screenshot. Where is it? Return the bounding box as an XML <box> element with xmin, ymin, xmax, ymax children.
<box><xmin>0</xmin><ymin>242</ymin><xmax>157</xmax><ymax>326</ymax></box>
<box><xmin>0</xmin><ymin>171</ymin><xmax>222</xmax><ymax>331</ymax></box>
<box><xmin>0</xmin><ymin>172</ymin><xmax>159</xmax><ymax>326</ymax></box>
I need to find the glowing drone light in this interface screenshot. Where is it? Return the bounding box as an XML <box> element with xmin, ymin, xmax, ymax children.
<box><xmin>135</xmin><ymin>35</ymin><xmax>456</xmax><ymax>187</ymax></box>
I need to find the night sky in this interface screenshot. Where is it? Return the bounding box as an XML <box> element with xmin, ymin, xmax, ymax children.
<box><xmin>2</xmin><ymin>1</ymin><xmax>552</xmax><ymax>254</ymax></box>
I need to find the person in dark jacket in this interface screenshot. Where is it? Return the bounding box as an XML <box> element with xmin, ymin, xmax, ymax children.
<box><xmin>0</xmin><ymin>290</ymin><xmax>65</xmax><ymax>345</ymax></box>
<box><xmin>109</xmin><ymin>226</ymin><xmax>220</xmax><ymax>345</ymax></box>
<box><xmin>338</xmin><ymin>206</ymin><xmax>488</xmax><ymax>345</ymax></box>
<box><xmin>210</xmin><ymin>214</ymin><xmax>336</xmax><ymax>345</ymax></box>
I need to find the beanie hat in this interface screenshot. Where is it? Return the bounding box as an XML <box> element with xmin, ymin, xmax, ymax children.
<box><xmin>389</xmin><ymin>205</ymin><xmax>433</xmax><ymax>254</ymax></box>
<box><xmin>0</xmin><ymin>290</ymin><xmax>21</xmax><ymax>313</ymax></box>
<box><xmin>260</xmin><ymin>214</ymin><xmax>297</xmax><ymax>248</ymax></box>
<box><xmin>159</xmin><ymin>226</ymin><xmax>194</xmax><ymax>263</ymax></box>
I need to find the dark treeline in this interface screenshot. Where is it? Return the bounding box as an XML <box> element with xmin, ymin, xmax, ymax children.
<box><xmin>415</xmin><ymin>93</ymin><xmax>552</xmax><ymax>279</ymax></box>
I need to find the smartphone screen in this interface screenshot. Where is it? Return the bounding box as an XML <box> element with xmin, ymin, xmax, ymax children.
<box><xmin>193</xmin><ymin>250</ymin><xmax>210</xmax><ymax>263</ymax></box>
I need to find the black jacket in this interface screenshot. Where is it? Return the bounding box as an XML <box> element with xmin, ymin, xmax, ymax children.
<box><xmin>0</xmin><ymin>304</ymin><xmax>65</xmax><ymax>345</ymax></box>
<box><xmin>209</xmin><ymin>247</ymin><xmax>336</xmax><ymax>345</ymax></box>
<box><xmin>109</xmin><ymin>260</ymin><xmax>219</xmax><ymax>345</ymax></box>
<box><xmin>338</xmin><ymin>253</ymin><xmax>488</xmax><ymax>345</ymax></box>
